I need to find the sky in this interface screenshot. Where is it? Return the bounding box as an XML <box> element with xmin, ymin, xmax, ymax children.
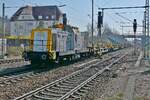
<box><xmin>0</xmin><ymin>0</ymin><xmax>146</xmax><ymax>35</ymax></box>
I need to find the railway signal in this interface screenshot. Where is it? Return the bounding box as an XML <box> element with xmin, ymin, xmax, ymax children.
<box><xmin>63</xmin><ymin>13</ymin><xmax>67</xmax><ymax>26</ymax></box>
<box><xmin>98</xmin><ymin>11</ymin><xmax>103</xmax><ymax>28</ymax></box>
<box><xmin>133</xmin><ymin>19</ymin><xmax>137</xmax><ymax>55</ymax></box>
<box><xmin>133</xmin><ymin>19</ymin><xmax>137</xmax><ymax>33</ymax></box>
<box><xmin>97</xmin><ymin>11</ymin><xmax>103</xmax><ymax>38</ymax></box>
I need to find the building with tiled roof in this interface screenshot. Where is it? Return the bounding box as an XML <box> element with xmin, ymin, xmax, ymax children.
<box><xmin>10</xmin><ymin>5</ymin><xmax>63</xmax><ymax>36</ymax></box>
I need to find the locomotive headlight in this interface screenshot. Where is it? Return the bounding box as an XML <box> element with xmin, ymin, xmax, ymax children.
<box><xmin>41</xmin><ymin>54</ymin><xmax>47</xmax><ymax>60</ymax></box>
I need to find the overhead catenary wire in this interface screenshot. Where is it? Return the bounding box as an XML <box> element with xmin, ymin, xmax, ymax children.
<box><xmin>52</xmin><ymin>0</ymin><xmax>97</xmax><ymax>31</ymax></box>
<box><xmin>105</xmin><ymin>13</ymin><xmax>124</xmax><ymax>32</ymax></box>
<box><xmin>115</xmin><ymin>13</ymin><xmax>142</xmax><ymax>26</ymax></box>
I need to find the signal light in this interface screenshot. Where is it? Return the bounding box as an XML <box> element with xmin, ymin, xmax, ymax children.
<box><xmin>98</xmin><ymin>11</ymin><xmax>103</xmax><ymax>28</ymax></box>
<box><xmin>63</xmin><ymin>13</ymin><xmax>67</xmax><ymax>26</ymax></box>
<box><xmin>133</xmin><ymin>19</ymin><xmax>137</xmax><ymax>33</ymax></box>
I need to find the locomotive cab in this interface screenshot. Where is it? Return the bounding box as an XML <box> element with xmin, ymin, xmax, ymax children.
<box><xmin>23</xmin><ymin>28</ymin><xmax>56</xmax><ymax>64</ymax></box>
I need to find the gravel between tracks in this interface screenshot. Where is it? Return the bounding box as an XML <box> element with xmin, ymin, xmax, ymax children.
<box><xmin>81</xmin><ymin>52</ymin><xmax>150</xmax><ymax>100</ymax></box>
<box><xmin>81</xmin><ymin>53</ymin><xmax>138</xmax><ymax>100</ymax></box>
<box><xmin>0</xmin><ymin>63</ymin><xmax>83</xmax><ymax>99</ymax></box>
<box><xmin>0</xmin><ymin>50</ymin><xmax>125</xmax><ymax>100</ymax></box>
<box><xmin>0</xmin><ymin>52</ymin><xmax>114</xmax><ymax>100</ymax></box>
<box><xmin>134</xmin><ymin>60</ymin><xmax>150</xmax><ymax>100</ymax></box>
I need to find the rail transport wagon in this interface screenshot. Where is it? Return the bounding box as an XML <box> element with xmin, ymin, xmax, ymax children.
<box><xmin>23</xmin><ymin>27</ymin><xmax>92</xmax><ymax>65</ymax></box>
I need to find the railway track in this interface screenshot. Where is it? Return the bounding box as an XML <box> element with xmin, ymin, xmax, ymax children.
<box><xmin>0</xmin><ymin>55</ymin><xmax>107</xmax><ymax>87</ymax></box>
<box><xmin>0</xmin><ymin>50</ymin><xmax>123</xmax><ymax>88</ymax></box>
<box><xmin>14</xmin><ymin>52</ymin><xmax>128</xmax><ymax>100</ymax></box>
<box><xmin>0</xmin><ymin>57</ymin><xmax>99</xmax><ymax>87</ymax></box>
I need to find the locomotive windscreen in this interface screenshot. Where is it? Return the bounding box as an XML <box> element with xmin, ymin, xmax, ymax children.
<box><xmin>33</xmin><ymin>31</ymin><xmax>48</xmax><ymax>52</ymax></box>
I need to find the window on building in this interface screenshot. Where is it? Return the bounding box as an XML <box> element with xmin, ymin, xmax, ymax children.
<box><xmin>51</xmin><ymin>15</ymin><xmax>55</xmax><ymax>20</ymax></box>
<box><xmin>38</xmin><ymin>16</ymin><xmax>42</xmax><ymax>19</ymax></box>
<box><xmin>28</xmin><ymin>22</ymin><xmax>33</xmax><ymax>26</ymax></box>
<box><xmin>46</xmin><ymin>16</ymin><xmax>49</xmax><ymax>19</ymax></box>
<box><xmin>14</xmin><ymin>29</ymin><xmax>17</xmax><ymax>33</ymax></box>
<box><xmin>22</xmin><ymin>16</ymin><xmax>24</xmax><ymax>19</ymax></box>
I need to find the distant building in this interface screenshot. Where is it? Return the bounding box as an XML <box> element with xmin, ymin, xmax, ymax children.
<box><xmin>10</xmin><ymin>5</ymin><xmax>63</xmax><ymax>36</ymax></box>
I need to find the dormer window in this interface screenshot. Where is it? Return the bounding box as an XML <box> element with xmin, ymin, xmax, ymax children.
<box><xmin>38</xmin><ymin>16</ymin><xmax>42</xmax><ymax>19</ymax></box>
<box><xmin>51</xmin><ymin>15</ymin><xmax>55</xmax><ymax>20</ymax></box>
<box><xmin>46</xmin><ymin>16</ymin><xmax>49</xmax><ymax>19</ymax></box>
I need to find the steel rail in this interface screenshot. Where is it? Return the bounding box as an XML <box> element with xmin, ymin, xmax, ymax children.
<box><xmin>14</xmin><ymin>53</ymin><xmax>125</xmax><ymax>100</ymax></box>
<box><xmin>59</xmin><ymin>54</ymin><xmax>127</xmax><ymax>100</ymax></box>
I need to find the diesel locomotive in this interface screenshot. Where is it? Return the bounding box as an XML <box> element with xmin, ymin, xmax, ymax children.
<box><xmin>23</xmin><ymin>26</ymin><xmax>94</xmax><ymax>64</ymax></box>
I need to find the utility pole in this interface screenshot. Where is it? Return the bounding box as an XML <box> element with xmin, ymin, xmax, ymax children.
<box><xmin>143</xmin><ymin>11</ymin><xmax>146</xmax><ymax>57</ymax></box>
<box><xmin>92</xmin><ymin>0</ymin><xmax>94</xmax><ymax>49</ymax></box>
<box><xmin>133</xmin><ymin>19</ymin><xmax>137</xmax><ymax>55</ymax></box>
<box><xmin>145</xmin><ymin>0</ymin><xmax>149</xmax><ymax>59</ymax></box>
<box><xmin>1</xmin><ymin>3</ymin><xmax>5</xmax><ymax>58</ymax></box>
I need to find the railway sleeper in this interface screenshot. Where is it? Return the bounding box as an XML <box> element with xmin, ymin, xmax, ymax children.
<box><xmin>69</xmin><ymin>75</ymin><xmax>85</xmax><ymax>79</ymax></box>
<box><xmin>56</xmin><ymin>84</ymin><xmax>74</xmax><ymax>89</ymax></box>
<box><xmin>74</xmin><ymin>91</ymin><xmax>86</xmax><ymax>96</ymax></box>
<box><xmin>80</xmin><ymin>86</ymin><xmax>91</xmax><ymax>91</ymax></box>
<box><xmin>51</xmin><ymin>86</ymin><xmax>71</xmax><ymax>92</ymax></box>
<box><xmin>59</xmin><ymin>82</ymin><xmax>76</xmax><ymax>87</ymax></box>
<box><xmin>63</xmin><ymin>80</ymin><xmax>80</xmax><ymax>84</ymax></box>
<box><xmin>92</xmin><ymin>78</ymin><xmax>101</xmax><ymax>83</ymax></box>
<box><xmin>69</xmin><ymin>95</ymin><xmax>81</xmax><ymax>99</ymax></box>
<box><xmin>69</xmin><ymin>78</ymin><xmax>87</xmax><ymax>84</ymax></box>
<box><xmin>48</xmin><ymin>87</ymin><xmax>69</xmax><ymax>93</ymax></box>
<box><xmin>72</xmin><ymin>74</ymin><xmax>83</xmax><ymax>77</ymax></box>
<box><xmin>85</xmin><ymin>84</ymin><xmax>93</xmax><ymax>88</ymax></box>
<box><xmin>71</xmin><ymin>92</ymin><xmax>84</xmax><ymax>98</ymax></box>
<box><xmin>40</xmin><ymin>91</ymin><xmax>64</xmax><ymax>97</ymax></box>
<box><xmin>87</xmin><ymin>81</ymin><xmax>95</xmax><ymax>86</ymax></box>
<box><xmin>32</xmin><ymin>94</ymin><xmax>57</xmax><ymax>100</ymax></box>
<box><xmin>66</xmin><ymin>78</ymin><xmax>84</xmax><ymax>83</ymax></box>
<box><xmin>62</xmin><ymin>81</ymin><xmax>78</xmax><ymax>85</ymax></box>
<box><xmin>78</xmin><ymin>89</ymin><xmax>88</xmax><ymax>93</ymax></box>
<box><xmin>45</xmin><ymin>88</ymin><xmax>66</xmax><ymax>94</ymax></box>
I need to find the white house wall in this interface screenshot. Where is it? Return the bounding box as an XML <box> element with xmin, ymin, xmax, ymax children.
<box><xmin>11</xmin><ymin>21</ymin><xmax>36</xmax><ymax>36</ymax></box>
<box><xmin>18</xmin><ymin>15</ymin><xmax>34</xmax><ymax>20</ymax></box>
<box><xmin>10</xmin><ymin>20</ymin><xmax>56</xmax><ymax>36</ymax></box>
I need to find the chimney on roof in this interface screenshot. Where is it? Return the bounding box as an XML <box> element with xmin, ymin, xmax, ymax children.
<box><xmin>21</xmin><ymin>5</ymin><xmax>32</xmax><ymax>15</ymax></box>
<box><xmin>26</xmin><ymin>4</ymin><xmax>32</xmax><ymax>7</ymax></box>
